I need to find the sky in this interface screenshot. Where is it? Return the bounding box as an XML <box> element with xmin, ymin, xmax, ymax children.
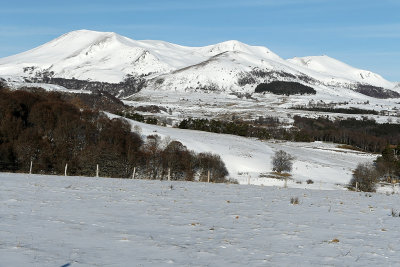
<box><xmin>0</xmin><ymin>0</ymin><xmax>399</xmax><ymax>81</ymax></box>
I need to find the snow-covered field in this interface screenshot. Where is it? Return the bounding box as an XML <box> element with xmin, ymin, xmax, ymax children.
<box><xmin>1</xmin><ymin>172</ymin><xmax>400</xmax><ymax>266</ymax></box>
<box><xmin>124</xmin><ymin>90</ymin><xmax>400</xmax><ymax>125</ymax></box>
<box><xmin>107</xmin><ymin>113</ymin><xmax>377</xmax><ymax>190</ymax></box>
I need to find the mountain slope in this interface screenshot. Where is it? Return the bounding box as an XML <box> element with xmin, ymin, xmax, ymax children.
<box><xmin>288</xmin><ymin>55</ymin><xmax>394</xmax><ymax>89</ymax></box>
<box><xmin>0</xmin><ymin>30</ymin><xmax>176</xmax><ymax>83</ymax></box>
<box><xmin>0</xmin><ymin>29</ymin><xmax>397</xmax><ymax>96</ymax></box>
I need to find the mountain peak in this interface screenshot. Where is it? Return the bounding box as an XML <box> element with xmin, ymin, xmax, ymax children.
<box><xmin>200</xmin><ymin>40</ymin><xmax>249</xmax><ymax>55</ymax></box>
<box><xmin>215</xmin><ymin>40</ymin><xmax>247</xmax><ymax>48</ymax></box>
<box><xmin>64</xmin><ymin>29</ymin><xmax>118</xmax><ymax>36</ymax></box>
<box><xmin>198</xmin><ymin>40</ymin><xmax>281</xmax><ymax>61</ymax></box>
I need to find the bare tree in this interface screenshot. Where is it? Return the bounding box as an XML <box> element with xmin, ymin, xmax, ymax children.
<box><xmin>272</xmin><ymin>150</ymin><xmax>294</xmax><ymax>173</ymax></box>
<box><xmin>349</xmin><ymin>163</ymin><xmax>379</xmax><ymax>192</ymax></box>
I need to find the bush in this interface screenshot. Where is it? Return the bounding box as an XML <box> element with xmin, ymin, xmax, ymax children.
<box><xmin>161</xmin><ymin>140</ymin><xmax>195</xmax><ymax>181</ymax></box>
<box><xmin>375</xmin><ymin>146</ymin><xmax>400</xmax><ymax>181</ymax></box>
<box><xmin>306</xmin><ymin>179</ymin><xmax>314</xmax><ymax>184</ymax></box>
<box><xmin>391</xmin><ymin>209</ymin><xmax>400</xmax><ymax>217</ymax></box>
<box><xmin>349</xmin><ymin>163</ymin><xmax>379</xmax><ymax>192</ymax></box>
<box><xmin>272</xmin><ymin>150</ymin><xmax>294</xmax><ymax>173</ymax></box>
<box><xmin>290</xmin><ymin>197</ymin><xmax>299</xmax><ymax>205</ymax></box>
<box><xmin>0</xmin><ymin>80</ymin><xmax>7</xmax><ymax>90</ymax></box>
<box><xmin>196</xmin><ymin>152</ymin><xmax>229</xmax><ymax>183</ymax></box>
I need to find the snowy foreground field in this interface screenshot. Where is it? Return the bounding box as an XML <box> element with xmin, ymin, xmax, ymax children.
<box><xmin>2</xmin><ymin>173</ymin><xmax>400</xmax><ymax>266</ymax></box>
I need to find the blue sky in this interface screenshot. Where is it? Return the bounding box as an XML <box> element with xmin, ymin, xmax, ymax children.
<box><xmin>0</xmin><ymin>0</ymin><xmax>399</xmax><ymax>81</ymax></box>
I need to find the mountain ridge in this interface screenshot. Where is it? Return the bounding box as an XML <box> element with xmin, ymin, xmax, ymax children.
<box><xmin>0</xmin><ymin>29</ymin><xmax>397</xmax><ymax>98</ymax></box>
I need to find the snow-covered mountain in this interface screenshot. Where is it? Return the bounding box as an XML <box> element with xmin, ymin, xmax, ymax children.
<box><xmin>0</xmin><ymin>29</ymin><xmax>397</xmax><ymax>97</ymax></box>
<box><xmin>288</xmin><ymin>55</ymin><xmax>395</xmax><ymax>89</ymax></box>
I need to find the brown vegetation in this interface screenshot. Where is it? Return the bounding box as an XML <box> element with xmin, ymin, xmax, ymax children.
<box><xmin>0</xmin><ymin>88</ymin><xmax>230</xmax><ymax>182</ymax></box>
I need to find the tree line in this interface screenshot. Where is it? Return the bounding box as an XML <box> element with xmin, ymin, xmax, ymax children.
<box><xmin>292</xmin><ymin>106</ymin><xmax>379</xmax><ymax>115</ymax></box>
<box><xmin>293</xmin><ymin>116</ymin><xmax>400</xmax><ymax>152</ymax></box>
<box><xmin>0</xmin><ymin>88</ymin><xmax>230</xmax><ymax>182</ymax></box>
<box><xmin>255</xmin><ymin>81</ymin><xmax>316</xmax><ymax>95</ymax></box>
<box><xmin>178</xmin><ymin>118</ymin><xmax>271</xmax><ymax>139</ymax></box>
<box><xmin>177</xmin><ymin>116</ymin><xmax>400</xmax><ymax>153</ymax></box>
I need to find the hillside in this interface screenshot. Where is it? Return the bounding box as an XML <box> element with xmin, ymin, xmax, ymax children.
<box><xmin>108</xmin><ymin>113</ymin><xmax>377</xmax><ymax>189</ymax></box>
<box><xmin>1</xmin><ymin>172</ymin><xmax>400</xmax><ymax>266</ymax></box>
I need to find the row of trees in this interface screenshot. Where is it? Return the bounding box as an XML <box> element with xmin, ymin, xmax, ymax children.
<box><xmin>0</xmin><ymin>88</ymin><xmax>230</xmax><ymax>182</ymax></box>
<box><xmin>178</xmin><ymin>117</ymin><xmax>271</xmax><ymax>139</ymax></box>
<box><xmin>177</xmin><ymin>116</ymin><xmax>400</xmax><ymax>153</ymax></box>
<box><xmin>292</xmin><ymin>106</ymin><xmax>379</xmax><ymax>115</ymax></box>
<box><xmin>255</xmin><ymin>81</ymin><xmax>316</xmax><ymax>95</ymax></box>
<box><xmin>293</xmin><ymin>116</ymin><xmax>400</xmax><ymax>152</ymax></box>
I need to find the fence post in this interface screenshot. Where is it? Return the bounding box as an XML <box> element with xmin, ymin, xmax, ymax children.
<box><xmin>132</xmin><ymin>167</ymin><xmax>136</xmax><ymax>179</ymax></box>
<box><xmin>96</xmin><ymin>164</ymin><xmax>99</xmax><ymax>177</ymax></box>
<box><xmin>207</xmin><ymin>170</ymin><xmax>210</xmax><ymax>183</ymax></box>
<box><xmin>65</xmin><ymin>163</ymin><xmax>68</xmax><ymax>176</ymax></box>
<box><xmin>29</xmin><ymin>161</ymin><xmax>33</xmax><ymax>175</ymax></box>
<box><xmin>356</xmin><ymin>182</ymin><xmax>358</xmax><ymax>192</ymax></box>
<box><xmin>248</xmin><ymin>175</ymin><xmax>251</xmax><ymax>185</ymax></box>
<box><xmin>168</xmin><ymin>168</ymin><xmax>171</xmax><ymax>181</ymax></box>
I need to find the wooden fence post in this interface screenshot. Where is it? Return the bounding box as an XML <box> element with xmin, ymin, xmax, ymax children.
<box><xmin>168</xmin><ymin>168</ymin><xmax>171</xmax><ymax>181</ymax></box>
<box><xmin>65</xmin><ymin>163</ymin><xmax>68</xmax><ymax>176</ymax></box>
<box><xmin>96</xmin><ymin>164</ymin><xmax>99</xmax><ymax>177</ymax></box>
<box><xmin>248</xmin><ymin>175</ymin><xmax>251</xmax><ymax>185</ymax></box>
<box><xmin>207</xmin><ymin>170</ymin><xmax>210</xmax><ymax>183</ymax></box>
<box><xmin>29</xmin><ymin>161</ymin><xmax>33</xmax><ymax>175</ymax></box>
<box><xmin>132</xmin><ymin>167</ymin><xmax>136</xmax><ymax>179</ymax></box>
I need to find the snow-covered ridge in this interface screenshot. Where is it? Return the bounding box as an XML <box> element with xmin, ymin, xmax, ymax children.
<box><xmin>0</xmin><ymin>29</ymin><xmax>396</xmax><ymax>93</ymax></box>
<box><xmin>288</xmin><ymin>55</ymin><xmax>394</xmax><ymax>89</ymax></box>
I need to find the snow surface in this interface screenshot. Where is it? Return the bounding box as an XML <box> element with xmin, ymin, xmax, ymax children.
<box><xmin>107</xmin><ymin>113</ymin><xmax>377</xmax><ymax>189</ymax></box>
<box><xmin>288</xmin><ymin>55</ymin><xmax>395</xmax><ymax>89</ymax></box>
<box><xmin>124</xmin><ymin>90</ymin><xmax>400</xmax><ymax>125</ymax></box>
<box><xmin>2</xmin><ymin>172</ymin><xmax>400</xmax><ymax>266</ymax></box>
<box><xmin>5</xmin><ymin>80</ymin><xmax>92</xmax><ymax>94</ymax></box>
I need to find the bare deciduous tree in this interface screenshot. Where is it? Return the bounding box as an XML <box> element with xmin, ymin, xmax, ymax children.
<box><xmin>349</xmin><ymin>163</ymin><xmax>379</xmax><ymax>192</ymax></box>
<box><xmin>272</xmin><ymin>150</ymin><xmax>294</xmax><ymax>173</ymax></box>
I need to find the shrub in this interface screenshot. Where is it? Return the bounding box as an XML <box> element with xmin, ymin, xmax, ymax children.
<box><xmin>290</xmin><ymin>197</ymin><xmax>299</xmax><ymax>205</ymax></box>
<box><xmin>349</xmin><ymin>163</ymin><xmax>379</xmax><ymax>192</ymax></box>
<box><xmin>392</xmin><ymin>209</ymin><xmax>400</xmax><ymax>217</ymax></box>
<box><xmin>306</xmin><ymin>179</ymin><xmax>314</xmax><ymax>184</ymax></box>
<box><xmin>145</xmin><ymin>117</ymin><xmax>158</xmax><ymax>125</ymax></box>
<box><xmin>196</xmin><ymin>152</ymin><xmax>229</xmax><ymax>183</ymax></box>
